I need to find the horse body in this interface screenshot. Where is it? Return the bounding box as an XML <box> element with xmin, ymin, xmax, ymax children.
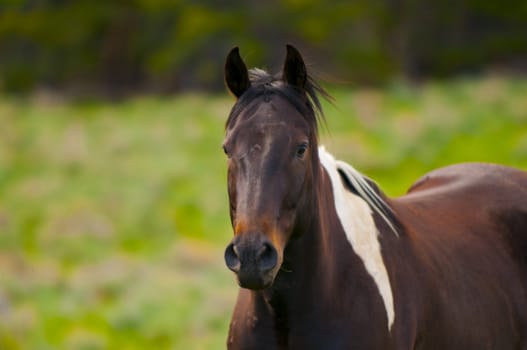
<box><xmin>389</xmin><ymin>163</ymin><xmax>527</xmax><ymax>349</ymax></box>
<box><xmin>222</xmin><ymin>45</ymin><xmax>527</xmax><ymax>349</ymax></box>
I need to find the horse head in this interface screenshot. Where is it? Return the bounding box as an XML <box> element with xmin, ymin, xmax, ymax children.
<box><xmin>222</xmin><ymin>45</ymin><xmax>324</xmax><ymax>290</ymax></box>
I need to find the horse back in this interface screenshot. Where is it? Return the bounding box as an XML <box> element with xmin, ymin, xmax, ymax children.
<box><xmin>401</xmin><ymin>162</ymin><xmax>527</xmax><ymax>260</ymax></box>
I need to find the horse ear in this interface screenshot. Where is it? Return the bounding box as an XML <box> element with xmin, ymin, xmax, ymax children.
<box><xmin>225</xmin><ymin>47</ymin><xmax>250</xmax><ymax>98</ymax></box>
<box><xmin>282</xmin><ymin>44</ymin><xmax>307</xmax><ymax>89</ymax></box>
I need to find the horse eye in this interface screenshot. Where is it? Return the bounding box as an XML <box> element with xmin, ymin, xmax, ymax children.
<box><xmin>296</xmin><ymin>143</ymin><xmax>308</xmax><ymax>158</ymax></box>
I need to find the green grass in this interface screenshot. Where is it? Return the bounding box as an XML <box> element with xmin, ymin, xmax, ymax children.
<box><xmin>0</xmin><ymin>75</ymin><xmax>526</xmax><ymax>349</ymax></box>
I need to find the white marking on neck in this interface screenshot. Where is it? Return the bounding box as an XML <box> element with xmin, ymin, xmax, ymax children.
<box><xmin>318</xmin><ymin>147</ymin><xmax>395</xmax><ymax>331</ymax></box>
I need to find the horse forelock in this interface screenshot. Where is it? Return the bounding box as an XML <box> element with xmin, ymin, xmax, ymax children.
<box><xmin>225</xmin><ymin>68</ymin><xmax>329</xmax><ymax>134</ymax></box>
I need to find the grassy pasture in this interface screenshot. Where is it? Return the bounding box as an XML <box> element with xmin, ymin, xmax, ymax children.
<box><xmin>0</xmin><ymin>76</ymin><xmax>526</xmax><ymax>349</ymax></box>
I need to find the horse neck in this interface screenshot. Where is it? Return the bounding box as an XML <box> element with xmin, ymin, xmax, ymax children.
<box><xmin>304</xmin><ymin>162</ymin><xmax>356</xmax><ymax>278</ymax></box>
<box><xmin>265</xmin><ymin>158</ymin><xmax>398</xmax><ymax>331</ymax></box>
<box><xmin>269</xmin><ymin>162</ymin><xmax>352</xmax><ymax>295</ymax></box>
<box><xmin>257</xmin><ymin>165</ymin><xmax>335</xmax><ymax>344</ymax></box>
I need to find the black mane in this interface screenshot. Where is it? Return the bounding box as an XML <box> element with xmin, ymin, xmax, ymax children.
<box><xmin>226</xmin><ymin>68</ymin><xmax>331</xmax><ymax>132</ymax></box>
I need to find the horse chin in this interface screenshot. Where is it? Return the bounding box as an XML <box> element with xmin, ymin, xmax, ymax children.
<box><xmin>237</xmin><ymin>269</ymin><xmax>278</xmax><ymax>290</ymax></box>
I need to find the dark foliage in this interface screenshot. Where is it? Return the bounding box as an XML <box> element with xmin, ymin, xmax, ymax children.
<box><xmin>1</xmin><ymin>0</ymin><xmax>526</xmax><ymax>94</ymax></box>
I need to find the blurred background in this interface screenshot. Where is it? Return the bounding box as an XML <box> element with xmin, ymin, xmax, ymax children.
<box><xmin>0</xmin><ymin>1</ymin><xmax>526</xmax><ymax>349</ymax></box>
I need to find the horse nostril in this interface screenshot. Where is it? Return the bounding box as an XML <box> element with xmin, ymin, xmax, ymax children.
<box><xmin>258</xmin><ymin>242</ymin><xmax>278</xmax><ymax>272</ymax></box>
<box><xmin>225</xmin><ymin>243</ymin><xmax>241</xmax><ymax>273</ymax></box>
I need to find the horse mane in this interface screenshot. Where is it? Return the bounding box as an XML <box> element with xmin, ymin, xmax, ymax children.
<box><xmin>335</xmin><ymin>159</ymin><xmax>399</xmax><ymax>236</ymax></box>
<box><xmin>226</xmin><ymin>68</ymin><xmax>331</xmax><ymax>132</ymax></box>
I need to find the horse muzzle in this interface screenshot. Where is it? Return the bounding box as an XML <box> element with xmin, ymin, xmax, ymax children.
<box><xmin>224</xmin><ymin>233</ymin><xmax>281</xmax><ymax>290</ymax></box>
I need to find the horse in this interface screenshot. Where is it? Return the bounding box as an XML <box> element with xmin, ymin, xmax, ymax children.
<box><xmin>221</xmin><ymin>45</ymin><xmax>527</xmax><ymax>349</ymax></box>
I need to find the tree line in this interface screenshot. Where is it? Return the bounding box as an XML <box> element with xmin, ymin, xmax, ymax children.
<box><xmin>1</xmin><ymin>0</ymin><xmax>526</xmax><ymax>94</ymax></box>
